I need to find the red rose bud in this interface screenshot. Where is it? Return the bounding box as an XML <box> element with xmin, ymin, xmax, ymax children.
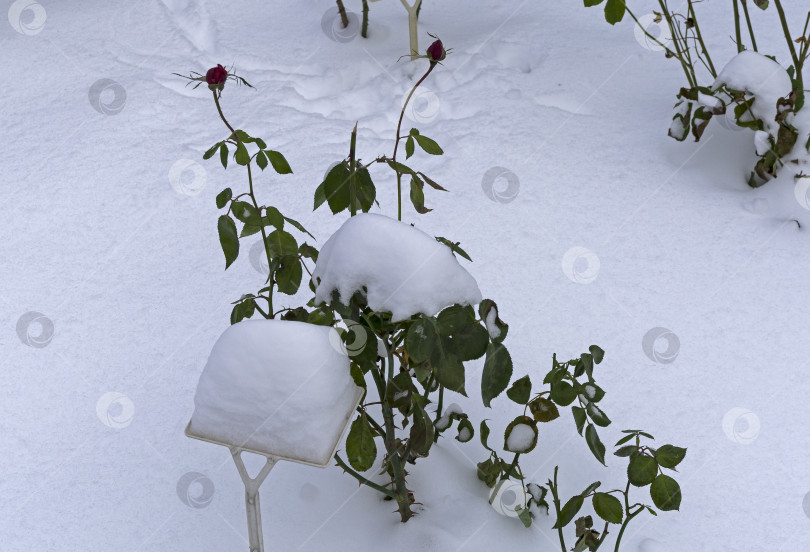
<box><xmin>206</xmin><ymin>64</ymin><xmax>228</xmax><ymax>89</ymax></box>
<box><xmin>426</xmin><ymin>39</ymin><xmax>446</xmax><ymax>63</ymax></box>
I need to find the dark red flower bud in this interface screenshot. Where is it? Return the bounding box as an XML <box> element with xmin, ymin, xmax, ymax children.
<box><xmin>426</xmin><ymin>39</ymin><xmax>446</xmax><ymax>63</ymax></box>
<box><xmin>206</xmin><ymin>64</ymin><xmax>228</xmax><ymax>89</ymax></box>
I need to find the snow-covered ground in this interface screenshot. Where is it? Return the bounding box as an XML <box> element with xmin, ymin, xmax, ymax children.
<box><xmin>3</xmin><ymin>1</ymin><xmax>810</xmax><ymax>550</ymax></box>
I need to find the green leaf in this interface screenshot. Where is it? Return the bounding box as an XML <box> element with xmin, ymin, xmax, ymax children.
<box><xmin>313</xmin><ymin>181</ymin><xmax>327</xmax><ymax>211</ymax></box>
<box><xmin>405</xmin><ymin>136</ymin><xmax>415</xmax><ymax>159</ymax></box>
<box><xmin>432</xmin><ymin>338</ymin><xmax>466</xmax><ymax>395</ymax></box>
<box><xmin>264</xmin><ymin>229</ymin><xmax>298</xmax><ymax>258</ymax></box>
<box><xmin>753</xmin><ymin>0</ymin><xmax>768</xmax><ymax>9</ymax></box>
<box><xmin>479</xmin><ymin>419</ymin><xmax>494</xmax><ymax>452</ymax></box>
<box><xmin>299</xmin><ymin>243</ymin><xmax>319</xmax><ymax>262</ymax></box>
<box><xmin>628</xmin><ymin>455</ymin><xmax>658</xmax><ymax>487</ymax></box>
<box><xmin>614</xmin><ymin>445</ymin><xmax>637</xmax><ymax>457</ymax></box>
<box><xmin>405</xmin><ymin>317</ymin><xmax>438</xmax><ymax>364</ymax></box>
<box><xmin>481</xmin><ymin>342</ymin><xmax>513</xmax><ymax>407</ymax></box>
<box><xmin>349</xmin><ymin>363</ymin><xmax>366</xmax><ymax>390</ymax></box>
<box><xmin>589</xmin><ymin>345</ymin><xmax>605</xmax><ymax>364</ymax></box>
<box><xmin>322</xmin><ymin>162</ymin><xmax>351</xmax><ymax>214</ymax></box>
<box><xmin>275</xmin><ymin>256</ymin><xmax>303</xmax><ymax>295</ymax></box>
<box><xmin>553</xmin><ymin>495</ymin><xmax>584</xmax><ymax>529</ymax></box>
<box><xmin>217</xmin><ymin>215</ymin><xmax>239</xmax><ymax>269</ymax></box>
<box><xmin>655</xmin><ymin>445</ymin><xmax>687</xmax><ymax>469</ymax></box>
<box><xmin>574</xmin><ymin>354</ymin><xmax>593</xmax><ymax>379</ymax></box>
<box><xmin>346</xmin><ymin>413</ymin><xmax>377</xmax><ymax>472</ymax></box>
<box><xmin>530</xmin><ymin>397</ymin><xmax>560</xmax><ymax>423</ymax></box>
<box><xmin>604</xmin><ymin>0</ymin><xmax>626</xmax><ymax>24</ymax></box>
<box><xmin>355</xmin><ymin>166</ymin><xmax>377</xmax><ymax>212</ymax></box>
<box><xmin>409</xmin><ymin>400</ymin><xmax>434</xmax><ymax>456</ymax></box>
<box><xmin>235</xmin><ymin>142</ymin><xmax>250</xmax><ymax>166</ymax></box>
<box><xmin>615</xmin><ymin>434</ymin><xmax>635</xmax><ymax>446</ymax></box>
<box><xmin>592</xmin><ymin>493</ymin><xmax>623</xmax><ymax>524</ymax></box>
<box><xmin>572</xmin><ymin>406</ymin><xmax>587</xmax><ymax>435</ymax></box>
<box><xmin>216</xmin><ymin>188</ymin><xmax>232</xmax><ymax>209</ymax></box>
<box><xmin>550</xmin><ymin>380</ymin><xmax>577</xmax><ymax>406</ymax></box>
<box><xmin>264</xmin><ymin>207</ymin><xmax>285</xmax><ymax>230</ymax></box>
<box><xmin>582</xmin><ymin>382</ymin><xmax>605</xmax><ymax>403</ymax></box>
<box><xmin>650</xmin><ymin>474</ymin><xmax>681</xmax><ymax>511</ymax></box>
<box><xmin>585</xmin><ymin>424</ymin><xmax>606</xmax><ymax>466</ymax></box>
<box><xmin>265</xmin><ymin>150</ymin><xmax>293</xmax><ymax>174</ymax></box>
<box><xmin>506</xmin><ymin>375</ymin><xmax>532</xmax><ymax>404</ymax></box>
<box><xmin>477</xmin><ymin>457</ymin><xmax>500</xmax><ymax>487</ymax></box>
<box><xmin>581</xmin><ymin>482</ymin><xmax>602</xmax><ymax>497</ymax></box>
<box><xmin>504</xmin><ymin>416</ymin><xmax>538</xmax><ymax>453</ymax></box>
<box><xmin>586</xmin><ymin>403</ymin><xmax>611</xmax><ymax>427</ymax></box>
<box><xmin>385</xmin><ymin>371</ymin><xmax>413</xmax><ymax>410</ymax></box>
<box><xmin>255</xmin><ymin>150</ymin><xmax>268</xmax><ymax>170</ymax></box>
<box><xmin>230</xmin><ymin>298</ymin><xmax>255</xmax><ymax>325</ymax></box>
<box><xmin>219</xmin><ymin>143</ymin><xmax>229</xmax><ymax>168</ymax></box>
<box><xmin>203</xmin><ymin>141</ymin><xmax>222</xmax><ymax>159</ymax></box>
<box><xmin>478</xmin><ymin>299</ymin><xmax>508</xmax><ymax>343</ymax></box>
<box><xmin>231</xmin><ymin>201</ymin><xmax>260</xmax><ymax>225</ymax></box>
<box><xmin>515</xmin><ymin>505</ymin><xmax>533</xmax><ymax>528</ymax></box>
<box><xmin>418</xmin><ymin>172</ymin><xmax>448</xmax><ymax>191</ymax></box>
<box><xmin>435</xmin><ymin>237</ymin><xmax>472</xmax><ymax>261</ymax></box>
<box><xmin>409</xmin><ymin>176</ymin><xmax>430</xmax><ymax>214</ymax></box>
<box><xmin>283</xmin><ymin>215</ymin><xmax>314</xmax><ymax>239</ymax></box>
<box><xmin>436</xmin><ymin>305</ymin><xmax>488</xmax><ymax>361</ymax></box>
<box><xmin>584</xmin><ymin>0</ymin><xmax>604</xmax><ymax>5</ymax></box>
<box><xmin>413</xmin><ymin>133</ymin><xmax>444</xmax><ymax>155</ymax></box>
<box><xmin>456</xmin><ymin>418</ymin><xmax>474</xmax><ymax>443</ymax></box>
<box><xmin>385</xmin><ymin>159</ymin><xmax>415</xmax><ymax>175</ymax></box>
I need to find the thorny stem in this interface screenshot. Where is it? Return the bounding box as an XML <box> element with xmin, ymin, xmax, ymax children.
<box><xmin>361</xmin><ymin>0</ymin><xmax>370</xmax><ymax>38</ymax></box>
<box><xmin>393</xmin><ymin>64</ymin><xmax>435</xmax><ymax>220</ymax></box>
<box><xmin>212</xmin><ymin>90</ymin><xmax>275</xmax><ymax>317</ymax></box>
<box><xmin>549</xmin><ymin>466</ymin><xmax>566</xmax><ymax>552</ymax></box>
<box><xmin>657</xmin><ymin>0</ymin><xmax>696</xmax><ymax>88</ymax></box>
<box><xmin>334</xmin><ymin>453</ymin><xmax>396</xmax><ymax>498</ymax></box>
<box><xmin>740</xmin><ymin>0</ymin><xmax>758</xmax><ymax>52</ymax></box>
<box><xmin>613</xmin><ymin>481</ymin><xmax>642</xmax><ymax>552</ymax></box>
<box><xmin>349</xmin><ymin>123</ymin><xmax>358</xmax><ymax>216</ymax></box>
<box><xmin>688</xmin><ymin>0</ymin><xmax>717</xmax><ymax>76</ymax></box>
<box><xmin>774</xmin><ymin>0</ymin><xmax>804</xmax><ymax>96</ymax></box>
<box><xmin>335</xmin><ymin>0</ymin><xmax>349</xmax><ymax>28</ymax></box>
<box><xmin>382</xmin><ymin>335</ymin><xmax>414</xmax><ymax>521</ymax></box>
<box><xmin>732</xmin><ymin>0</ymin><xmax>744</xmax><ymax>53</ymax></box>
<box><xmin>626</xmin><ymin>3</ymin><xmax>695</xmax><ymax>88</ymax></box>
<box><xmin>673</xmin><ymin>20</ymin><xmax>698</xmax><ymax>85</ymax></box>
<box><xmin>433</xmin><ymin>384</ymin><xmax>444</xmax><ymax>442</ymax></box>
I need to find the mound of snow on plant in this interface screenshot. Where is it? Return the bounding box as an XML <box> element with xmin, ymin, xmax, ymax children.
<box><xmin>189</xmin><ymin>319</ymin><xmax>361</xmax><ymax>466</ymax></box>
<box><xmin>712</xmin><ymin>50</ymin><xmax>792</xmax><ymax>133</ymax></box>
<box><xmin>312</xmin><ymin>213</ymin><xmax>482</xmax><ymax>321</ymax></box>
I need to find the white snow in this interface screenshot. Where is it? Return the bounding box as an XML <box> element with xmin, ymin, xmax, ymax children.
<box><xmin>189</xmin><ymin>319</ymin><xmax>361</xmax><ymax>466</ymax></box>
<box><xmin>312</xmin><ymin>213</ymin><xmax>482</xmax><ymax>321</ymax></box>
<box><xmin>698</xmin><ymin>92</ymin><xmax>721</xmax><ymax>110</ymax></box>
<box><xmin>754</xmin><ymin>130</ymin><xmax>772</xmax><ymax>156</ymax></box>
<box><xmin>712</xmin><ymin>50</ymin><xmax>793</xmax><ymax>133</ymax></box>
<box><xmin>436</xmin><ymin>402</ymin><xmax>464</xmax><ymax>430</ymax></box>
<box><xmin>6</xmin><ymin>2</ymin><xmax>810</xmax><ymax>551</ymax></box>
<box><xmin>485</xmin><ymin>307</ymin><xmax>501</xmax><ymax>339</ymax></box>
<box><xmin>505</xmin><ymin>422</ymin><xmax>536</xmax><ymax>452</ymax></box>
<box><xmin>457</xmin><ymin>425</ymin><xmax>472</xmax><ymax>441</ymax></box>
<box><xmin>582</xmin><ymin>383</ymin><xmax>597</xmax><ymax>400</ymax></box>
